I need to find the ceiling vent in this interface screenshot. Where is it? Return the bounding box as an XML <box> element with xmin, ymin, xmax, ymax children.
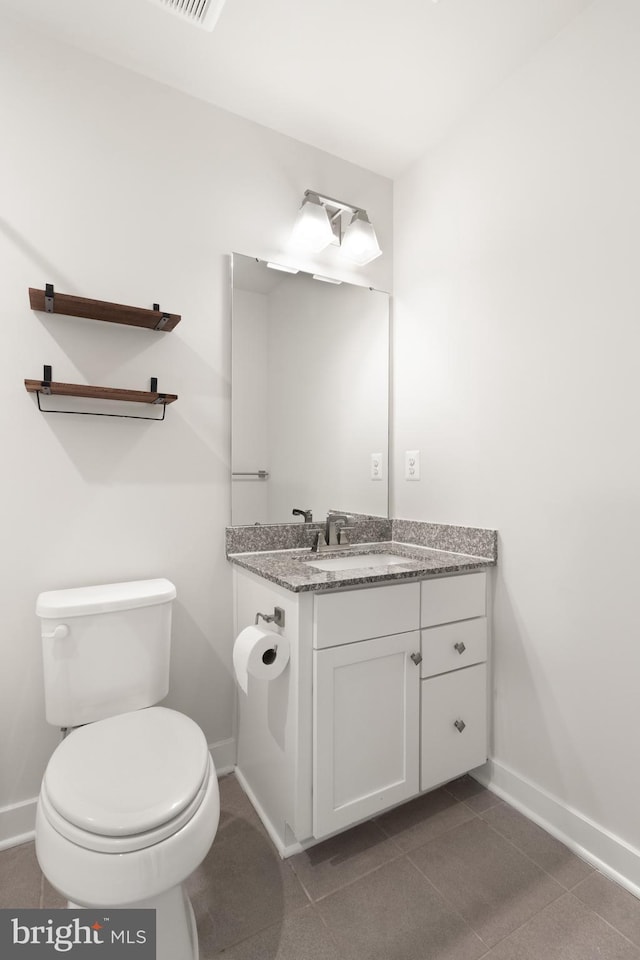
<box><xmin>148</xmin><ymin>0</ymin><xmax>228</xmax><ymax>31</ymax></box>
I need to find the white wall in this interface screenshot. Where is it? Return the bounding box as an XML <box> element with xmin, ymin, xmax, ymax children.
<box><xmin>0</xmin><ymin>15</ymin><xmax>392</xmax><ymax>843</ymax></box>
<box><xmin>394</xmin><ymin>0</ymin><xmax>640</xmax><ymax>888</ymax></box>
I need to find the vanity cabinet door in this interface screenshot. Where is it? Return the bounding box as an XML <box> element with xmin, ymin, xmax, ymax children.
<box><xmin>421</xmin><ymin>663</ymin><xmax>487</xmax><ymax>792</ymax></box>
<box><xmin>313</xmin><ymin>631</ymin><xmax>421</xmax><ymax>839</ymax></box>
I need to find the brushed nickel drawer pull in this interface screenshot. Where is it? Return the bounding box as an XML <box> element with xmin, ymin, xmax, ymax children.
<box><xmin>454</xmin><ymin>641</ymin><xmax>467</xmax><ymax>655</ymax></box>
<box><xmin>454</xmin><ymin>719</ymin><xmax>466</xmax><ymax>733</ymax></box>
<box><xmin>410</xmin><ymin>651</ymin><xmax>423</xmax><ymax>666</ymax></box>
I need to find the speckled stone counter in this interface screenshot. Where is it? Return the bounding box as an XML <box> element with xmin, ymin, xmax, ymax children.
<box><xmin>226</xmin><ymin>520</ymin><xmax>497</xmax><ymax>593</ymax></box>
<box><xmin>391</xmin><ymin>520</ymin><xmax>497</xmax><ymax>559</ymax></box>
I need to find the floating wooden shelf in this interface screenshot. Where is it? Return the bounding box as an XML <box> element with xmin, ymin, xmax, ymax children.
<box><xmin>24</xmin><ymin>380</ymin><xmax>178</xmax><ymax>405</ymax></box>
<box><xmin>25</xmin><ymin>366</ymin><xmax>177</xmax><ymax>420</ymax></box>
<box><xmin>29</xmin><ymin>286</ymin><xmax>181</xmax><ymax>332</ymax></box>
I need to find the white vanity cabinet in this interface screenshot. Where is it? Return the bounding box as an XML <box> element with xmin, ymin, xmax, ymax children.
<box><xmin>233</xmin><ymin>566</ymin><xmax>490</xmax><ymax>854</ymax></box>
<box><xmin>312</xmin><ymin>582</ymin><xmax>421</xmax><ymax>838</ymax></box>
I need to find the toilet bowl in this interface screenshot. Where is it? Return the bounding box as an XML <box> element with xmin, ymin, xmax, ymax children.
<box><xmin>34</xmin><ymin>580</ymin><xmax>220</xmax><ymax>960</ymax></box>
<box><xmin>36</xmin><ymin>708</ymin><xmax>220</xmax><ymax>960</ymax></box>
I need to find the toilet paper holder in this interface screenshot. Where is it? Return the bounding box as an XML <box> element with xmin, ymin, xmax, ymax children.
<box><xmin>254</xmin><ymin>607</ymin><xmax>285</xmax><ymax>629</ymax></box>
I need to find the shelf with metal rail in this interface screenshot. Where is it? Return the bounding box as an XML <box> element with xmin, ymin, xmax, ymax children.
<box><xmin>25</xmin><ymin>283</ymin><xmax>180</xmax><ymax>419</ymax></box>
<box><xmin>28</xmin><ymin>284</ymin><xmax>181</xmax><ymax>331</ymax></box>
<box><xmin>24</xmin><ymin>368</ymin><xmax>178</xmax><ymax>421</ymax></box>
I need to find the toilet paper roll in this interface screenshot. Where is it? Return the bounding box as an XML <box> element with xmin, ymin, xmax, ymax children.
<box><xmin>232</xmin><ymin>625</ymin><xmax>290</xmax><ymax>694</ymax></box>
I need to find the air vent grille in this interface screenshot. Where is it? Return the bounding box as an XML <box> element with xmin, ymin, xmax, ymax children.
<box><xmin>148</xmin><ymin>0</ymin><xmax>227</xmax><ymax>31</ymax></box>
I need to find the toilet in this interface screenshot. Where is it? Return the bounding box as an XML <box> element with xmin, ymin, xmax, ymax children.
<box><xmin>34</xmin><ymin>578</ymin><xmax>220</xmax><ymax>960</ymax></box>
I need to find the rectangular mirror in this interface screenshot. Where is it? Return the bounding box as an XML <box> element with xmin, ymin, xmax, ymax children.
<box><xmin>231</xmin><ymin>254</ymin><xmax>390</xmax><ymax>525</ymax></box>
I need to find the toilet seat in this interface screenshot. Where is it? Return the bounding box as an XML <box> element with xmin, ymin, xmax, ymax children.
<box><xmin>39</xmin><ymin>759</ymin><xmax>212</xmax><ymax>854</ymax></box>
<box><xmin>36</xmin><ymin>754</ymin><xmax>220</xmax><ymax>908</ymax></box>
<box><xmin>42</xmin><ymin>706</ymin><xmax>210</xmax><ymax>852</ymax></box>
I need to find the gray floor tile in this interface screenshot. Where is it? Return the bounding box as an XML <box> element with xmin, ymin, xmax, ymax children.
<box><xmin>481</xmin><ymin>801</ymin><xmax>594</xmax><ymax>889</ymax></box>
<box><xmin>218</xmin><ymin>773</ymin><xmax>254</xmax><ymax>817</ymax></box>
<box><xmin>1</xmin><ymin>775</ymin><xmax>638</xmax><ymax>960</ymax></box>
<box><xmin>41</xmin><ymin>875</ymin><xmax>67</xmax><ymax>909</ymax></box>
<box><xmin>205</xmin><ymin>905</ymin><xmax>342</xmax><ymax>960</ymax></box>
<box><xmin>316</xmin><ymin>857</ymin><xmax>486</xmax><ymax>960</ymax></box>
<box><xmin>0</xmin><ymin>841</ymin><xmax>41</xmax><ymax>908</ymax></box>
<box><xmin>209</xmin><ymin>777</ymin><xmax>262</xmax><ymax>843</ymax></box>
<box><xmin>444</xmin><ymin>775</ymin><xmax>499</xmax><ymax>813</ymax></box>
<box><xmin>290</xmin><ymin>820</ymin><xmax>402</xmax><ymax>901</ymax></box>
<box><xmin>462</xmin><ymin>791</ymin><xmax>503</xmax><ymax>815</ymax></box>
<box><xmin>409</xmin><ymin>817</ymin><xmax>564</xmax><ymax>947</ymax></box>
<box><xmin>375</xmin><ymin>786</ymin><xmax>476</xmax><ymax>852</ymax></box>
<box><xmin>483</xmin><ymin>892</ymin><xmax>640</xmax><ymax>959</ymax></box>
<box><xmin>189</xmin><ymin>805</ymin><xmax>309</xmax><ymax>954</ymax></box>
<box><xmin>573</xmin><ymin>871</ymin><xmax>640</xmax><ymax>949</ymax></box>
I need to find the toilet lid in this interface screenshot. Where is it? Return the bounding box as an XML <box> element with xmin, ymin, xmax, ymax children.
<box><xmin>43</xmin><ymin>707</ymin><xmax>210</xmax><ymax>837</ymax></box>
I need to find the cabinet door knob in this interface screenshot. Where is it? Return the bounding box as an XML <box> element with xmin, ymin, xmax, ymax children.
<box><xmin>454</xmin><ymin>719</ymin><xmax>466</xmax><ymax>733</ymax></box>
<box><xmin>410</xmin><ymin>651</ymin><xmax>423</xmax><ymax>666</ymax></box>
<box><xmin>454</xmin><ymin>641</ymin><xmax>466</xmax><ymax>655</ymax></box>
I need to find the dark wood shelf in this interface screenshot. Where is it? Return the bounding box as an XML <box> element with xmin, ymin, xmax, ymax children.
<box><xmin>24</xmin><ymin>379</ymin><xmax>178</xmax><ymax>405</ymax></box>
<box><xmin>29</xmin><ymin>287</ymin><xmax>181</xmax><ymax>332</ymax></box>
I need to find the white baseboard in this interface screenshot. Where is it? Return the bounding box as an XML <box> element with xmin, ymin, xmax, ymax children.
<box><xmin>473</xmin><ymin>759</ymin><xmax>640</xmax><ymax>898</ymax></box>
<box><xmin>0</xmin><ymin>798</ymin><xmax>36</xmax><ymax>851</ymax></box>
<box><xmin>0</xmin><ymin>737</ymin><xmax>237</xmax><ymax>852</ymax></box>
<box><xmin>209</xmin><ymin>737</ymin><xmax>236</xmax><ymax>776</ymax></box>
<box><xmin>234</xmin><ymin>766</ymin><xmax>303</xmax><ymax>859</ymax></box>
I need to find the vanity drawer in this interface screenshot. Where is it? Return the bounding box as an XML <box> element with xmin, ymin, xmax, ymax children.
<box><xmin>313</xmin><ymin>581</ymin><xmax>420</xmax><ymax>649</ymax></box>
<box><xmin>421</xmin><ymin>618</ymin><xmax>487</xmax><ymax>678</ymax></box>
<box><xmin>421</xmin><ymin>571</ymin><xmax>486</xmax><ymax>627</ymax></box>
<box><xmin>421</xmin><ymin>663</ymin><xmax>487</xmax><ymax>792</ymax></box>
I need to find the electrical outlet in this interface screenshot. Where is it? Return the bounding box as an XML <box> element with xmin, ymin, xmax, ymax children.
<box><xmin>370</xmin><ymin>453</ymin><xmax>383</xmax><ymax>481</ymax></box>
<box><xmin>405</xmin><ymin>450</ymin><xmax>420</xmax><ymax>481</ymax></box>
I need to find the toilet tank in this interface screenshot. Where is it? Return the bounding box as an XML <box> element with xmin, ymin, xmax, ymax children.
<box><xmin>36</xmin><ymin>579</ymin><xmax>177</xmax><ymax>727</ymax></box>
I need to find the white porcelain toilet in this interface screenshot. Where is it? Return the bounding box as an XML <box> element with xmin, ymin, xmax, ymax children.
<box><xmin>34</xmin><ymin>578</ymin><xmax>220</xmax><ymax>960</ymax></box>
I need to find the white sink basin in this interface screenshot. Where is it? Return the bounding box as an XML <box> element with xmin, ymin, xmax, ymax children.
<box><xmin>304</xmin><ymin>553</ymin><xmax>406</xmax><ymax>572</ymax></box>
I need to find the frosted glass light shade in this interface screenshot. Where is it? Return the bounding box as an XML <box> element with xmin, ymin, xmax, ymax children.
<box><xmin>341</xmin><ymin>210</ymin><xmax>382</xmax><ymax>265</ymax></box>
<box><xmin>291</xmin><ymin>196</ymin><xmax>334</xmax><ymax>252</ymax></box>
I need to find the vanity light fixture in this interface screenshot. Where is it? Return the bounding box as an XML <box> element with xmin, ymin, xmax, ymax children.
<box><xmin>291</xmin><ymin>189</ymin><xmax>382</xmax><ymax>265</ymax></box>
<box><xmin>291</xmin><ymin>193</ymin><xmax>336</xmax><ymax>252</ymax></box>
<box><xmin>341</xmin><ymin>209</ymin><xmax>383</xmax><ymax>266</ymax></box>
<box><xmin>267</xmin><ymin>262</ymin><xmax>300</xmax><ymax>274</ymax></box>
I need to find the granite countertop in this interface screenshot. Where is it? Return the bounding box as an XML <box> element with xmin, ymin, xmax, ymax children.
<box><xmin>227</xmin><ymin>541</ymin><xmax>495</xmax><ymax>593</ymax></box>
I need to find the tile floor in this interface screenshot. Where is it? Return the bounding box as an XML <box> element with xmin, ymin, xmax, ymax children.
<box><xmin>2</xmin><ymin>774</ymin><xmax>640</xmax><ymax>959</ymax></box>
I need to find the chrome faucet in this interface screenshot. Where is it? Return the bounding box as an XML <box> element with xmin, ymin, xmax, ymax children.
<box><xmin>325</xmin><ymin>514</ymin><xmax>349</xmax><ymax>546</ymax></box>
<box><xmin>311</xmin><ymin>514</ymin><xmax>351</xmax><ymax>552</ymax></box>
<box><xmin>292</xmin><ymin>507</ymin><xmax>313</xmax><ymax>522</ymax></box>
